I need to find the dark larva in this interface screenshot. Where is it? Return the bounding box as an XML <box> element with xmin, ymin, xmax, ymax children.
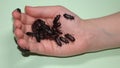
<box><xmin>37</xmin><ymin>19</ymin><xmax>45</xmax><ymax>25</ymax></box>
<box><xmin>55</xmin><ymin>37</ymin><xmax>62</xmax><ymax>46</ymax></box>
<box><xmin>32</xmin><ymin>23</ymin><xmax>39</xmax><ymax>33</ymax></box>
<box><xmin>52</xmin><ymin>27</ymin><xmax>62</xmax><ymax>35</ymax></box>
<box><xmin>43</xmin><ymin>25</ymin><xmax>53</xmax><ymax>35</ymax></box>
<box><xmin>56</xmin><ymin>22</ymin><xmax>61</xmax><ymax>26</ymax></box>
<box><xmin>35</xmin><ymin>19</ymin><xmax>45</xmax><ymax>26</ymax></box>
<box><xmin>53</xmin><ymin>22</ymin><xmax>61</xmax><ymax>28</ymax></box>
<box><xmin>59</xmin><ymin>36</ymin><xmax>69</xmax><ymax>43</ymax></box>
<box><xmin>35</xmin><ymin>33</ymin><xmax>41</xmax><ymax>42</ymax></box>
<box><xmin>39</xmin><ymin>33</ymin><xmax>45</xmax><ymax>39</ymax></box>
<box><xmin>63</xmin><ymin>13</ymin><xmax>74</xmax><ymax>20</ymax></box>
<box><xmin>16</xmin><ymin>8</ymin><xmax>21</xmax><ymax>13</ymax></box>
<box><xmin>26</xmin><ymin>32</ymin><xmax>34</xmax><ymax>37</ymax></box>
<box><xmin>56</xmin><ymin>29</ymin><xmax>63</xmax><ymax>34</ymax></box>
<box><xmin>22</xmin><ymin>51</ymin><xmax>30</xmax><ymax>57</ymax></box>
<box><xmin>43</xmin><ymin>25</ymin><xmax>50</xmax><ymax>29</ymax></box>
<box><xmin>46</xmin><ymin>29</ymin><xmax>53</xmax><ymax>35</ymax></box>
<box><xmin>51</xmin><ymin>34</ymin><xmax>59</xmax><ymax>39</ymax></box>
<box><xmin>32</xmin><ymin>19</ymin><xmax>45</xmax><ymax>33</ymax></box>
<box><xmin>52</xmin><ymin>27</ymin><xmax>56</xmax><ymax>32</ymax></box>
<box><xmin>53</xmin><ymin>15</ymin><xmax>61</xmax><ymax>24</ymax></box>
<box><xmin>17</xmin><ymin>43</ymin><xmax>30</xmax><ymax>57</ymax></box>
<box><xmin>64</xmin><ymin>34</ymin><xmax>75</xmax><ymax>42</ymax></box>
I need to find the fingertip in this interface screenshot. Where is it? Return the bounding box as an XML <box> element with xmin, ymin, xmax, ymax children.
<box><xmin>14</xmin><ymin>20</ymin><xmax>22</xmax><ymax>29</ymax></box>
<box><xmin>14</xmin><ymin>28</ymin><xmax>24</xmax><ymax>39</ymax></box>
<box><xmin>12</xmin><ymin>9</ymin><xmax>21</xmax><ymax>20</ymax></box>
<box><xmin>25</xmin><ymin>6</ymin><xmax>32</xmax><ymax>9</ymax></box>
<box><xmin>25</xmin><ymin>6</ymin><xmax>32</xmax><ymax>15</ymax></box>
<box><xmin>18</xmin><ymin>39</ymin><xmax>29</xmax><ymax>50</ymax></box>
<box><xmin>12</xmin><ymin>9</ymin><xmax>16</xmax><ymax>16</ymax></box>
<box><xmin>25</xmin><ymin>6</ymin><xmax>29</xmax><ymax>13</ymax></box>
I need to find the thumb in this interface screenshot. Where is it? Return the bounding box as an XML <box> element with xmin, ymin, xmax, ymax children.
<box><xmin>25</xmin><ymin>6</ymin><xmax>61</xmax><ymax>18</ymax></box>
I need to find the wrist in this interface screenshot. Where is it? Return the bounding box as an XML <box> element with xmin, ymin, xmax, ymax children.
<box><xmin>84</xmin><ymin>18</ymin><xmax>120</xmax><ymax>52</ymax></box>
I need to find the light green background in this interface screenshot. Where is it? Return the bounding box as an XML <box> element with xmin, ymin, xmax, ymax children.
<box><xmin>0</xmin><ymin>0</ymin><xmax>120</xmax><ymax>68</ymax></box>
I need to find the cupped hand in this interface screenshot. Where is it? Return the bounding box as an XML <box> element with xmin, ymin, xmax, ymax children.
<box><xmin>12</xmin><ymin>6</ymin><xmax>96</xmax><ymax>57</ymax></box>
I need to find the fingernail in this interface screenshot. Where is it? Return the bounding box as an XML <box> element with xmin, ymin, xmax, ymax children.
<box><xmin>16</xmin><ymin>8</ymin><xmax>21</xmax><ymax>13</ymax></box>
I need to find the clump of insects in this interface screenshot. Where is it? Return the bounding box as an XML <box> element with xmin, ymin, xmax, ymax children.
<box><xmin>26</xmin><ymin>13</ymin><xmax>75</xmax><ymax>46</ymax></box>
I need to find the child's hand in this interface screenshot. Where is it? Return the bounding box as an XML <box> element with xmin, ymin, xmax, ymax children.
<box><xmin>12</xmin><ymin>6</ymin><xmax>100</xmax><ymax>57</ymax></box>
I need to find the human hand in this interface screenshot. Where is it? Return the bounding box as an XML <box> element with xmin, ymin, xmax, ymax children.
<box><xmin>12</xmin><ymin>6</ymin><xmax>98</xmax><ymax>57</ymax></box>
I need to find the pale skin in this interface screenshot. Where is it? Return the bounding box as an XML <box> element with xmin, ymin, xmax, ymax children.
<box><xmin>12</xmin><ymin>6</ymin><xmax>120</xmax><ymax>57</ymax></box>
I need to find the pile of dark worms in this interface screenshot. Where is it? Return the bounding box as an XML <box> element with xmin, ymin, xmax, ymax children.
<box><xmin>15</xmin><ymin>8</ymin><xmax>75</xmax><ymax>57</ymax></box>
<box><xmin>26</xmin><ymin>14</ymin><xmax>75</xmax><ymax>46</ymax></box>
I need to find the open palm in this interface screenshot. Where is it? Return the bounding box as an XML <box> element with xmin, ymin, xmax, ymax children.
<box><xmin>12</xmin><ymin>6</ymin><xmax>93</xmax><ymax>57</ymax></box>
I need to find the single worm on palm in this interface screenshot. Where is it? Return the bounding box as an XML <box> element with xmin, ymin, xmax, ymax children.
<box><xmin>59</xmin><ymin>36</ymin><xmax>69</xmax><ymax>43</ymax></box>
<box><xmin>63</xmin><ymin>13</ymin><xmax>74</xmax><ymax>20</ymax></box>
<box><xmin>55</xmin><ymin>37</ymin><xmax>62</xmax><ymax>46</ymax></box>
<box><xmin>53</xmin><ymin>15</ymin><xmax>61</xmax><ymax>24</ymax></box>
<box><xmin>64</xmin><ymin>34</ymin><xmax>75</xmax><ymax>42</ymax></box>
